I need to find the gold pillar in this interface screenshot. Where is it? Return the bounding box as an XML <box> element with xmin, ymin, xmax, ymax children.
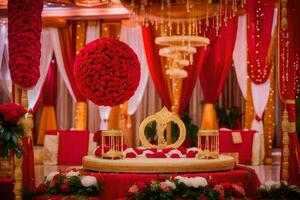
<box><xmin>75</xmin><ymin>102</ymin><xmax>88</xmax><ymax>130</ymax></box>
<box><xmin>245</xmin><ymin>78</ymin><xmax>254</xmax><ymax>129</ymax></box>
<box><xmin>281</xmin><ymin>107</ymin><xmax>289</xmax><ymax>181</ymax></box>
<box><xmin>14</xmin><ymin>87</ymin><xmax>29</xmax><ymax>200</ymax></box>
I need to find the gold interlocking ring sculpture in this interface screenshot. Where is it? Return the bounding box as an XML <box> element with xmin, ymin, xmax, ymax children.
<box><xmin>139</xmin><ymin>107</ymin><xmax>186</xmax><ymax>149</ymax></box>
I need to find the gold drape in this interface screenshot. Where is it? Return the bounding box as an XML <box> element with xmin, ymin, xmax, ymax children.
<box><xmin>263</xmin><ymin>64</ymin><xmax>275</xmax><ymax>164</ymax></box>
<box><xmin>74</xmin><ymin>21</ymin><xmax>88</xmax><ymax>130</ymax></box>
<box><xmin>37</xmin><ymin>106</ymin><xmax>58</xmax><ymax>145</ymax></box>
<box><xmin>245</xmin><ymin>78</ymin><xmax>254</xmax><ymax>129</ymax></box>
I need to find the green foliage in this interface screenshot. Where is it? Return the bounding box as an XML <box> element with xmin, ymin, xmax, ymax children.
<box><xmin>258</xmin><ymin>182</ymin><xmax>300</xmax><ymax>200</ymax></box>
<box><xmin>0</xmin><ymin>115</ymin><xmax>24</xmax><ymax>158</ymax></box>
<box><xmin>215</xmin><ymin>104</ymin><xmax>241</xmax><ymax>129</ymax></box>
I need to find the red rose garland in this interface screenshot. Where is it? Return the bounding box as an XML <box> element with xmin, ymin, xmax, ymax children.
<box><xmin>8</xmin><ymin>0</ymin><xmax>43</xmax><ymax>88</ymax></box>
<box><xmin>74</xmin><ymin>38</ymin><xmax>141</xmax><ymax>106</ymax></box>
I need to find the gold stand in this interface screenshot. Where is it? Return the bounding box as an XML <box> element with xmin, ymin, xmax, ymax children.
<box><xmin>281</xmin><ymin>108</ymin><xmax>289</xmax><ymax>181</ymax></box>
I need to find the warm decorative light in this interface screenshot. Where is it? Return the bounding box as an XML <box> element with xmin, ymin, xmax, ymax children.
<box><xmin>121</xmin><ymin>0</ymin><xmax>245</xmax><ymax>38</ymax></box>
<box><xmin>0</xmin><ymin>0</ymin><xmax>7</xmax><ymax>7</ymax></box>
<box><xmin>75</xmin><ymin>0</ymin><xmax>111</xmax><ymax>7</ymax></box>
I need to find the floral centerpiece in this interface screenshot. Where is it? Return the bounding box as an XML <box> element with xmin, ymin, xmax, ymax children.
<box><xmin>258</xmin><ymin>181</ymin><xmax>300</xmax><ymax>200</ymax></box>
<box><xmin>0</xmin><ymin>103</ymin><xmax>27</xmax><ymax>158</ymax></box>
<box><xmin>74</xmin><ymin>38</ymin><xmax>141</xmax><ymax>106</ymax></box>
<box><xmin>127</xmin><ymin>176</ymin><xmax>246</xmax><ymax>200</ymax></box>
<box><xmin>29</xmin><ymin>169</ymin><xmax>103</xmax><ymax>199</ymax></box>
<box><xmin>8</xmin><ymin>0</ymin><xmax>43</xmax><ymax>88</ymax></box>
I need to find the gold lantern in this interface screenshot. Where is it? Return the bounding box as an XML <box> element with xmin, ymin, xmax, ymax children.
<box><xmin>197</xmin><ymin>130</ymin><xmax>219</xmax><ymax>159</ymax></box>
<box><xmin>197</xmin><ymin>103</ymin><xmax>219</xmax><ymax>159</ymax></box>
<box><xmin>101</xmin><ymin>130</ymin><xmax>124</xmax><ymax>159</ymax></box>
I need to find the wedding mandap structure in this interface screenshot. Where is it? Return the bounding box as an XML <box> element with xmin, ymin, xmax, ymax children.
<box><xmin>0</xmin><ymin>0</ymin><xmax>300</xmax><ymax>200</ymax></box>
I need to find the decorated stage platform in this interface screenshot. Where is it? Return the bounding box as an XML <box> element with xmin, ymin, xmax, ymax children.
<box><xmin>32</xmin><ymin>165</ymin><xmax>260</xmax><ymax>200</ymax></box>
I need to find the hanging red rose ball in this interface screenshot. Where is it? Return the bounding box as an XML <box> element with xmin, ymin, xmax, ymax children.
<box><xmin>74</xmin><ymin>38</ymin><xmax>141</xmax><ymax>106</ymax></box>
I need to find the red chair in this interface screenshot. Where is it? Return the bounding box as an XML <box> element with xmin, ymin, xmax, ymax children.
<box><xmin>57</xmin><ymin>130</ymin><xmax>89</xmax><ymax>165</ymax></box>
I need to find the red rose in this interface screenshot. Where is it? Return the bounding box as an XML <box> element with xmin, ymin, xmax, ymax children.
<box><xmin>149</xmin><ymin>148</ymin><xmax>158</xmax><ymax>153</ymax></box>
<box><xmin>162</xmin><ymin>148</ymin><xmax>174</xmax><ymax>154</ymax></box>
<box><xmin>133</xmin><ymin>148</ymin><xmax>144</xmax><ymax>155</ymax></box>
<box><xmin>126</xmin><ymin>152</ymin><xmax>137</xmax><ymax>158</ymax></box>
<box><xmin>186</xmin><ymin>151</ymin><xmax>197</xmax><ymax>158</ymax></box>
<box><xmin>36</xmin><ymin>183</ymin><xmax>47</xmax><ymax>193</ymax></box>
<box><xmin>146</xmin><ymin>153</ymin><xmax>155</xmax><ymax>158</ymax></box>
<box><xmin>177</xmin><ymin>146</ymin><xmax>187</xmax><ymax>155</ymax></box>
<box><xmin>8</xmin><ymin>0</ymin><xmax>42</xmax><ymax>88</ymax></box>
<box><xmin>0</xmin><ymin>103</ymin><xmax>27</xmax><ymax>124</ymax></box>
<box><xmin>154</xmin><ymin>152</ymin><xmax>167</xmax><ymax>158</ymax></box>
<box><xmin>74</xmin><ymin>38</ymin><xmax>140</xmax><ymax>106</ymax></box>
<box><xmin>60</xmin><ymin>183</ymin><xmax>71</xmax><ymax>193</ymax></box>
<box><xmin>222</xmin><ymin>182</ymin><xmax>233</xmax><ymax>194</ymax></box>
<box><xmin>170</xmin><ymin>154</ymin><xmax>180</xmax><ymax>158</ymax></box>
<box><xmin>136</xmin><ymin>182</ymin><xmax>145</xmax><ymax>190</ymax></box>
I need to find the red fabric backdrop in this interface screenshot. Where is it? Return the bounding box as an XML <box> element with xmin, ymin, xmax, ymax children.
<box><xmin>141</xmin><ymin>25</ymin><xmax>172</xmax><ymax>110</ymax></box>
<box><xmin>247</xmin><ymin>0</ymin><xmax>275</xmax><ymax>84</ymax></box>
<box><xmin>199</xmin><ymin>17</ymin><xmax>238</xmax><ymax>103</ymax></box>
<box><xmin>279</xmin><ymin>0</ymin><xmax>300</xmax><ymax>186</ymax></box>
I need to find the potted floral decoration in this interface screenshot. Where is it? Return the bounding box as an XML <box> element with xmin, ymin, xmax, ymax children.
<box><xmin>30</xmin><ymin>169</ymin><xmax>103</xmax><ymax>199</ymax></box>
<box><xmin>0</xmin><ymin>103</ymin><xmax>27</xmax><ymax>158</ymax></box>
<box><xmin>127</xmin><ymin>176</ymin><xmax>246</xmax><ymax>200</ymax></box>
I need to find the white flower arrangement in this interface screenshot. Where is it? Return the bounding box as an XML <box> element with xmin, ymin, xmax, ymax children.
<box><xmin>45</xmin><ymin>171</ymin><xmax>59</xmax><ymax>182</ymax></box>
<box><xmin>175</xmin><ymin>176</ymin><xmax>208</xmax><ymax>188</ymax></box>
<box><xmin>260</xmin><ymin>181</ymin><xmax>282</xmax><ymax>190</ymax></box>
<box><xmin>165</xmin><ymin>180</ymin><xmax>176</xmax><ymax>190</ymax></box>
<box><xmin>66</xmin><ymin>170</ymin><xmax>80</xmax><ymax>178</ymax></box>
<box><xmin>81</xmin><ymin>175</ymin><xmax>98</xmax><ymax>187</ymax></box>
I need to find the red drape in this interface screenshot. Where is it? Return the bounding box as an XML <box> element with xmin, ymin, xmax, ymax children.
<box><xmin>22</xmin><ymin>57</ymin><xmax>58</xmax><ymax>191</ymax></box>
<box><xmin>141</xmin><ymin>25</ymin><xmax>172</xmax><ymax>109</ymax></box>
<box><xmin>247</xmin><ymin>0</ymin><xmax>275</xmax><ymax>84</ymax></box>
<box><xmin>178</xmin><ymin>49</ymin><xmax>206</xmax><ymax>114</ymax></box>
<box><xmin>58</xmin><ymin>23</ymin><xmax>86</xmax><ymax>101</ymax></box>
<box><xmin>42</xmin><ymin>58</ymin><xmax>57</xmax><ymax>107</ymax></box>
<box><xmin>199</xmin><ymin>17</ymin><xmax>238</xmax><ymax>103</ymax></box>
<box><xmin>279</xmin><ymin>0</ymin><xmax>300</xmax><ymax>186</ymax></box>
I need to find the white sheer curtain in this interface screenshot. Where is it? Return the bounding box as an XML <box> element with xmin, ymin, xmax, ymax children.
<box><xmin>28</xmin><ymin>29</ymin><xmax>54</xmax><ymax>109</ymax></box>
<box><xmin>189</xmin><ymin>80</ymin><xmax>203</xmax><ymax>125</ymax></box>
<box><xmin>86</xmin><ymin>21</ymin><xmax>100</xmax><ymax>44</ymax></box>
<box><xmin>250</xmin><ymin>8</ymin><xmax>277</xmax><ymax>165</ymax></box>
<box><xmin>233</xmin><ymin>15</ymin><xmax>247</xmax><ymax>99</ymax></box>
<box><xmin>120</xmin><ymin>20</ymin><xmax>149</xmax><ymax>115</ymax></box>
<box><xmin>0</xmin><ymin>23</ymin><xmax>12</xmax><ymax>99</ymax></box>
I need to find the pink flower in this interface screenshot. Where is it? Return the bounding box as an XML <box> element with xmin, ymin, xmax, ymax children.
<box><xmin>214</xmin><ymin>184</ymin><xmax>225</xmax><ymax>198</ymax></box>
<box><xmin>232</xmin><ymin>184</ymin><xmax>246</xmax><ymax>197</ymax></box>
<box><xmin>160</xmin><ymin>182</ymin><xmax>170</xmax><ymax>192</ymax></box>
<box><xmin>128</xmin><ymin>184</ymin><xmax>139</xmax><ymax>194</ymax></box>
